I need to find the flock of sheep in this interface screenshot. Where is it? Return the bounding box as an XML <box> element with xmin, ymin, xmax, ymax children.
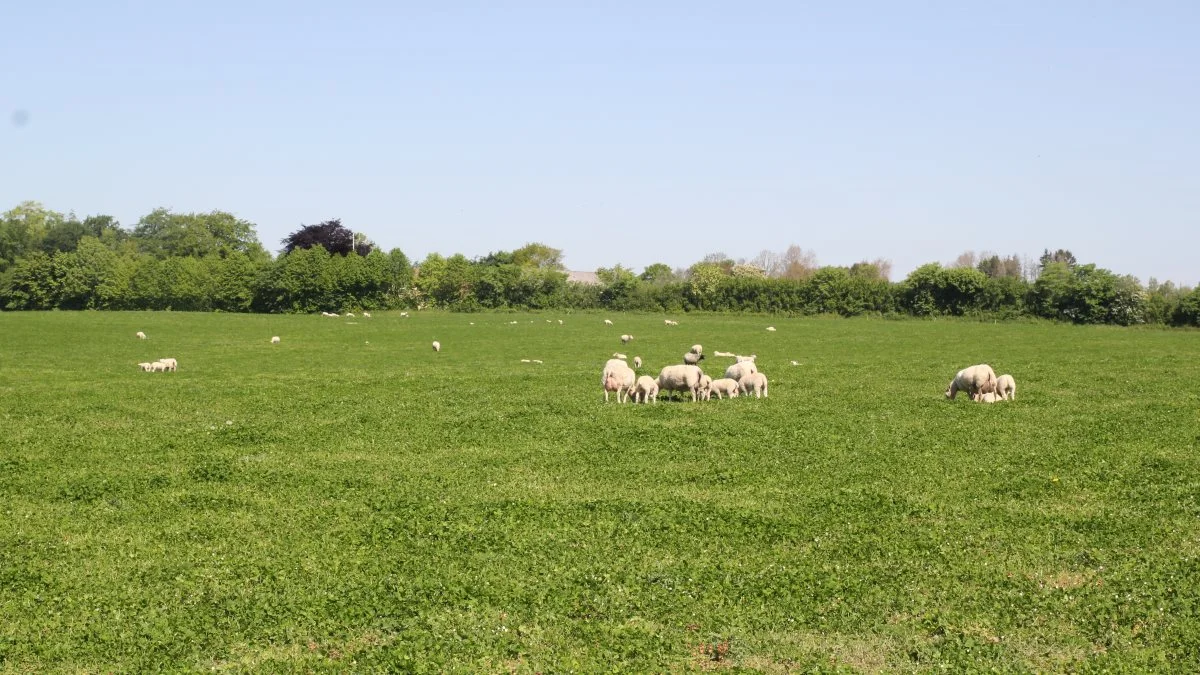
<box><xmin>945</xmin><ymin>364</ymin><xmax>1017</xmax><ymax>403</ymax></box>
<box><xmin>133</xmin><ymin>331</ymin><xmax>180</xmax><ymax>373</ymax></box>
<box><xmin>602</xmin><ymin>342</ymin><xmax>770</xmax><ymax>404</ymax></box>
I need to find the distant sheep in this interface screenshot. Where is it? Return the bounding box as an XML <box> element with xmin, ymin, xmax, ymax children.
<box><xmin>400</xmin><ymin>312</ymin><xmax>409</xmax><ymax>317</ymax></box>
<box><xmin>946</xmin><ymin>364</ymin><xmax>997</xmax><ymax>400</ymax></box>
<box><xmin>136</xmin><ymin>331</ymin><xmax>147</xmax><ymax>340</ymax></box>
<box><xmin>137</xmin><ymin>362</ymin><xmax>153</xmax><ymax>372</ymax></box>
<box><xmin>620</xmin><ymin>334</ymin><xmax>634</xmax><ymax>344</ymax></box>
<box><xmin>345</xmin><ymin>312</ymin><xmax>356</xmax><ymax>318</ymax></box>
<box><xmin>532</xmin><ymin>359</ymin><xmax>543</xmax><ymax>364</ymax></box>
<box><xmin>633</xmin><ymin>356</ymin><xmax>642</xmax><ymax>369</ymax></box>
<box><xmin>604</xmin><ymin>319</ymin><xmax>613</xmax><ymax>326</ymax></box>
<box><xmin>996</xmin><ymin>374</ymin><xmax>1016</xmax><ymax>401</ymax></box>
<box><xmin>766</xmin><ymin>326</ymin><xmax>776</xmax><ymax>332</ymax></box>
<box><xmin>663</xmin><ymin>319</ymin><xmax>678</xmax><ymax>326</ymax></box>
<box><xmin>602</xmin><ymin>359</ymin><xmax>636</xmax><ymax>403</ymax></box>
<box><xmin>632</xmin><ymin>375</ymin><xmax>659</xmax><ymax>404</ymax></box>
<box><xmin>683</xmin><ymin>351</ymin><xmax>704</xmax><ymax>366</ymax></box>
<box><xmin>271</xmin><ymin>336</ymin><xmax>281</xmax><ymax>344</ymax></box>
<box><xmin>362</xmin><ymin>312</ymin><xmax>371</xmax><ymax>318</ymax></box>
<box><xmin>713</xmin><ymin>350</ymin><xmax>735</xmax><ymax>358</ymax></box>
<box><xmin>521</xmin><ymin>359</ymin><xmax>532</xmax><ymax>363</ymax></box>
<box><xmin>707</xmin><ymin>378</ymin><xmax>740</xmax><ymax>399</ymax></box>
<box><xmin>150</xmin><ymin>361</ymin><xmax>167</xmax><ymax>373</ymax></box>
<box><xmin>656</xmin><ymin>364</ymin><xmax>705</xmax><ymax>402</ymax></box>
<box><xmin>738</xmin><ymin>371</ymin><xmax>768</xmax><ymax>399</ymax></box>
<box><xmin>159</xmin><ymin>358</ymin><xmax>178</xmax><ymax>372</ymax></box>
<box><xmin>612</xmin><ymin>352</ymin><xmax>628</xmax><ymax>360</ymax></box>
<box><xmin>724</xmin><ymin>361</ymin><xmax>758</xmax><ymax>381</ymax></box>
<box><xmin>432</xmin><ymin>341</ymin><xmax>441</xmax><ymax>352</ymax></box>
<box><xmin>558</xmin><ymin>319</ymin><xmax>563</xmax><ymax>325</ymax></box>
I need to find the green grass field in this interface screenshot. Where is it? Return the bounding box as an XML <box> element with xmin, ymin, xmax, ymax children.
<box><xmin>2</xmin><ymin>311</ymin><xmax>1198</xmax><ymax>672</ymax></box>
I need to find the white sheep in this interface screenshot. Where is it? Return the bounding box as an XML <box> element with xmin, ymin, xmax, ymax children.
<box><xmin>432</xmin><ymin>341</ymin><xmax>441</xmax><ymax>352</ymax></box>
<box><xmin>400</xmin><ymin>312</ymin><xmax>409</xmax><ymax>317</ymax></box>
<box><xmin>724</xmin><ymin>361</ymin><xmax>758</xmax><ymax>381</ymax></box>
<box><xmin>766</xmin><ymin>326</ymin><xmax>776</xmax><ymax>332</ymax></box>
<box><xmin>602</xmin><ymin>360</ymin><xmax>636</xmax><ymax>403</ymax></box>
<box><xmin>604</xmin><ymin>319</ymin><xmax>613</xmax><ymax>326</ymax></box>
<box><xmin>656</xmin><ymin>364</ymin><xmax>705</xmax><ymax>402</ymax></box>
<box><xmin>620</xmin><ymin>334</ymin><xmax>634</xmax><ymax>344</ymax></box>
<box><xmin>790</xmin><ymin>360</ymin><xmax>799</xmax><ymax>366</ymax></box>
<box><xmin>690</xmin><ymin>344</ymin><xmax>703</xmax><ymax>355</ymax></box>
<box><xmin>532</xmin><ymin>359</ymin><xmax>543</xmax><ymax>364</ymax></box>
<box><xmin>738</xmin><ymin>371</ymin><xmax>768</xmax><ymax>399</ymax></box>
<box><xmin>683</xmin><ymin>351</ymin><xmax>704</xmax><ymax>366</ymax></box>
<box><xmin>362</xmin><ymin>312</ymin><xmax>371</xmax><ymax>318</ymax></box>
<box><xmin>707</xmin><ymin>378</ymin><xmax>740</xmax><ymax>399</ymax></box>
<box><xmin>612</xmin><ymin>352</ymin><xmax>627</xmax><ymax>360</ymax></box>
<box><xmin>945</xmin><ymin>364</ymin><xmax>997</xmax><ymax>400</ymax></box>
<box><xmin>137</xmin><ymin>362</ymin><xmax>153</xmax><ymax>372</ymax></box>
<box><xmin>271</xmin><ymin>336</ymin><xmax>281</xmax><ymax>344</ymax></box>
<box><xmin>713</xmin><ymin>350</ymin><xmax>735</xmax><ymax>358</ymax></box>
<box><xmin>150</xmin><ymin>361</ymin><xmax>167</xmax><ymax>372</ymax></box>
<box><xmin>557</xmin><ymin>319</ymin><xmax>563</xmax><ymax>325</ymax></box>
<box><xmin>632</xmin><ymin>356</ymin><xmax>642</xmax><ymax>369</ymax></box>
<box><xmin>977</xmin><ymin>391</ymin><xmax>1002</xmax><ymax>403</ymax></box>
<box><xmin>345</xmin><ymin>312</ymin><xmax>356</xmax><ymax>318</ymax></box>
<box><xmin>136</xmin><ymin>331</ymin><xmax>147</xmax><ymax>340</ymax></box>
<box><xmin>736</xmin><ymin>354</ymin><xmax>756</xmax><ymax>363</ymax></box>
<box><xmin>632</xmin><ymin>375</ymin><xmax>660</xmax><ymax>404</ymax></box>
<box><xmin>698</xmin><ymin>374</ymin><xmax>713</xmax><ymax>401</ymax></box>
<box><xmin>996</xmin><ymin>374</ymin><xmax>1016</xmax><ymax>401</ymax></box>
<box><xmin>521</xmin><ymin>359</ymin><xmax>532</xmax><ymax>363</ymax></box>
<box><xmin>159</xmin><ymin>358</ymin><xmax>178</xmax><ymax>372</ymax></box>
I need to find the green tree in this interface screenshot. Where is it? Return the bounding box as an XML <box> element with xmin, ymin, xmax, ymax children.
<box><xmin>133</xmin><ymin>208</ymin><xmax>267</xmax><ymax>260</ymax></box>
<box><xmin>1</xmin><ymin>202</ymin><xmax>68</xmax><ymax>270</ymax></box>
<box><xmin>511</xmin><ymin>242</ymin><xmax>564</xmax><ymax>270</ymax></box>
<box><xmin>640</xmin><ymin>263</ymin><xmax>675</xmax><ymax>284</ymax></box>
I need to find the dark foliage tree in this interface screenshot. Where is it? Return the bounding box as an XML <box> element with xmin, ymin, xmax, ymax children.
<box><xmin>282</xmin><ymin>219</ymin><xmax>372</xmax><ymax>256</ymax></box>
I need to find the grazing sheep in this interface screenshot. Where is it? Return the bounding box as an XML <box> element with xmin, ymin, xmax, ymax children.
<box><xmin>724</xmin><ymin>361</ymin><xmax>758</xmax><ymax>381</ymax></box>
<box><xmin>790</xmin><ymin>360</ymin><xmax>799</xmax><ymax>366</ymax></box>
<box><xmin>602</xmin><ymin>360</ymin><xmax>636</xmax><ymax>403</ymax></box>
<box><xmin>400</xmin><ymin>312</ymin><xmax>409</xmax><ymax>317</ymax></box>
<box><xmin>996</xmin><ymin>374</ymin><xmax>1016</xmax><ymax>401</ymax></box>
<box><xmin>708</xmin><ymin>378</ymin><xmax>740</xmax><ymax>399</ymax></box>
<box><xmin>698</xmin><ymin>374</ymin><xmax>713</xmax><ymax>401</ymax></box>
<box><xmin>683</xmin><ymin>351</ymin><xmax>704</xmax><ymax>366</ymax></box>
<box><xmin>432</xmin><ymin>341</ymin><xmax>441</xmax><ymax>352</ymax></box>
<box><xmin>159</xmin><ymin>358</ymin><xmax>178</xmax><ymax>372</ymax></box>
<box><xmin>977</xmin><ymin>391</ymin><xmax>1002</xmax><ymax>403</ymax></box>
<box><xmin>137</xmin><ymin>362</ymin><xmax>153</xmax><ymax>372</ymax></box>
<box><xmin>271</xmin><ymin>336</ymin><xmax>281</xmax><ymax>344</ymax></box>
<box><xmin>690</xmin><ymin>344</ymin><xmax>703</xmax><ymax>355</ymax></box>
<box><xmin>945</xmin><ymin>364</ymin><xmax>997</xmax><ymax>400</ymax></box>
<box><xmin>738</xmin><ymin>371</ymin><xmax>769</xmax><ymax>399</ymax></box>
<box><xmin>150</xmin><ymin>361</ymin><xmax>167</xmax><ymax>372</ymax></box>
<box><xmin>766</xmin><ymin>326</ymin><xmax>776</xmax><ymax>332</ymax></box>
<box><xmin>345</xmin><ymin>312</ymin><xmax>356</xmax><ymax>317</ymax></box>
<box><xmin>521</xmin><ymin>359</ymin><xmax>532</xmax><ymax>363</ymax></box>
<box><xmin>620</xmin><ymin>334</ymin><xmax>634</xmax><ymax>344</ymax></box>
<box><xmin>558</xmin><ymin>319</ymin><xmax>563</xmax><ymax>325</ymax></box>
<box><xmin>532</xmin><ymin>359</ymin><xmax>543</xmax><ymax>364</ymax></box>
<box><xmin>713</xmin><ymin>350</ymin><xmax>735</xmax><ymax>358</ymax></box>
<box><xmin>136</xmin><ymin>331</ymin><xmax>147</xmax><ymax>340</ymax></box>
<box><xmin>736</xmin><ymin>354</ymin><xmax>756</xmax><ymax>363</ymax></box>
<box><xmin>633</xmin><ymin>356</ymin><xmax>642</xmax><ymax>369</ymax></box>
<box><xmin>632</xmin><ymin>375</ymin><xmax>659</xmax><ymax>404</ymax></box>
<box><xmin>604</xmin><ymin>319</ymin><xmax>613</xmax><ymax>326</ymax></box>
<box><xmin>612</xmin><ymin>352</ymin><xmax>628</xmax><ymax>360</ymax></box>
<box><xmin>656</xmin><ymin>364</ymin><xmax>705</xmax><ymax>402</ymax></box>
<box><xmin>362</xmin><ymin>312</ymin><xmax>371</xmax><ymax>318</ymax></box>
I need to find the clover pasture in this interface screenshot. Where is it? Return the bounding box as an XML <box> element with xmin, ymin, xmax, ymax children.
<box><xmin>1</xmin><ymin>311</ymin><xmax>1198</xmax><ymax>671</ymax></box>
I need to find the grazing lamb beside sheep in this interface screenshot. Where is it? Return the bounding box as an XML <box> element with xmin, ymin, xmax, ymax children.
<box><xmin>945</xmin><ymin>364</ymin><xmax>997</xmax><ymax>400</ymax></box>
<box><xmin>724</xmin><ymin>361</ymin><xmax>758</xmax><ymax>381</ymax></box>
<box><xmin>632</xmin><ymin>375</ymin><xmax>659</xmax><ymax>404</ymax></box>
<box><xmin>977</xmin><ymin>391</ymin><xmax>1002</xmax><ymax>403</ymax></box>
<box><xmin>738</xmin><ymin>371</ymin><xmax>769</xmax><ymax>399</ymax></box>
<box><xmin>620</xmin><ymin>334</ymin><xmax>633</xmax><ymax>344</ymax></box>
<box><xmin>137</xmin><ymin>362</ymin><xmax>153</xmax><ymax>372</ymax></box>
<box><xmin>996</xmin><ymin>374</ymin><xmax>1016</xmax><ymax>401</ymax></box>
<box><xmin>657</xmin><ymin>364</ymin><xmax>705</xmax><ymax>402</ymax></box>
<box><xmin>698</xmin><ymin>374</ymin><xmax>713</xmax><ymax>401</ymax></box>
<box><xmin>159</xmin><ymin>358</ymin><xmax>178</xmax><ymax>372</ymax></box>
<box><xmin>150</xmin><ymin>361</ymin><xmax>167</xmax><ymax>372</ymax></box>
<box><xmin>683</xmin><ymin>344</ymin><xmax>705</xmax><ymax>366</ymax></box>
<box><xmin>633</xmin><ymin>356</ymin><xmax>642</xmax><ymax>369</ymax></box>
<box><xmin>136</xmin><ymin>331</ymin><xmax>146</xmax><ymax>340</ymax></box>
<box><xmin>707</xmin><ymin>378</ymin><xmax>740</xmax><ymax>399</ymax></box>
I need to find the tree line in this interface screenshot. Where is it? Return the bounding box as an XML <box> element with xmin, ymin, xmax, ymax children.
<box><xmin>1</xmin><ymin>201</ymin><xmax>1197</xmax><ymax>326</ymax></box>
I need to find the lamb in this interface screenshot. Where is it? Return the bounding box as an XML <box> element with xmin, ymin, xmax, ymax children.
<box><xmin>136</xmin><ymin>331</ymin><xmax>147</xmax><ymax>340</ymax></box>
<box><xmin>631</xmin><ymin>375</ymin><xmax>659</xmax><ymax>404</ymax></box>
<box><xmin>557</xmin><ymin>320</ymin><xmax>563</xmax><ymax>325</ymax></box>
<box><xmin>945</xmin><ymin>364</ymin><xmax>997</xmax><ymax>400</ymax></box>
<box><xmin>620</xmin><ymin>334</ymin><xmax>633</xmax><ymax>344</ymax></box>
<box><xmin>602</xmin><ymin>359</ymin><xmax>636</xmax><ymax>403</ymax></box>
<box><xmin>604</xmin><ymin>319</ymin><xmax>613</xmax><ymax>326</ymax></box>
<box><xmin>663</xmin><ymin>319</ymin><xmax>678</xmax><ymax>326</ymax></box>
<box><xmin>612</xmin><ymin>352</ymin><xmax>628</xmax><ymax>360</ymax></box>
<box><xmin>345</xmin><ymin>312</ymin><xmax>356</xmax><ymax>317</ymax></box>
<box><xmin>738</xmin><ymin>371</ymin><xmax>769</xmax><ymax>399</ymax></box>
<box><xmin>656</xmin><ymin>364</ymin><xmax>705</xmax><ymax>402</ymax></box>
<box><xmin>996</xmin><ymin>374</ymin><xmax>1016</xmax><ymax>401</ymax></box>
<box><xmin>521</xmin><ymin>359</ymin><xmax>531</xmax><ymax>363</ymax></box>
<box><xmin>713</xmin><ymin>350</ymin><xmax>735</xmax><ymax>357</ymax></box>
<box><xmin>432</xmin><ymin>341</ymin><xmax>441</xmax><ymax>352</ymax></box>
<box><xmin>400</xmin><ymin>311</ymin><xmax>409</xmax><ymax>317</ymax></box>
<box><xmin>766</xmin><ymin>326</ymin><xmax>776</xmax><ymax>332</ymax></box>
<box><xmin>707</xmin><ymin>378</ymin><xmax>740</xmax><ymax>399</ymax></box>
<box><xmin>683</xmin><ymin>344</ymin><xmax>704</xmax><ymax>366</ymax></box>
<box><xmin>150</xmin><ymin>361</ymin><xmax>167</xmax><ymax>372</ymax></box>
<box><xmin>698</xmin><ymin>373</ymin><xmax>713</xmax><ymax>401</ymax></box>
<box><xmin>159</xmin><ymin>358</ymin><xmax>178</xmax><ymax>372</ymax></box>
<box><xmin>137</xmin><ymin>362</ymin><xmax>153</xmax><ymax>372</ymax></box>
<box><xmin>977</xmin><ymin>391</ymin><xmax>1002</xmax><ymax>403</ymax></box>
<box><xmin>724</xmin><ymin>361</ymin><xmax>758</xmax><ymax>381</ymax></box>
<box><xmin>271</xmin><ymin>336</ymin><xmax>281</xmax><ymax>344</ymax></box>
<box><xmin>362</xmin><ymin>312</ymin><xmax>371</xmax><ymax>318</ymax></box>
<box><xmin>532</xmin><ymin>359</ymin><xmax>543</xmax><ymax>364</ymax></box>
<box><xmin>633</xmin><ymin>356</ymin><xmax>642</xmax><ymax>369</ymax></box>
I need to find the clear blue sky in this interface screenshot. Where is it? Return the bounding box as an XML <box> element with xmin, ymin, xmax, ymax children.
<box><xmin>3</xmin><ymin>1</ymin><xmax>1197</xmax><ymax>284</ymax></box>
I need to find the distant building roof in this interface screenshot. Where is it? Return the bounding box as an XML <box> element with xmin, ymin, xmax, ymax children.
<box><xmin>566</xmin><ymin>270</ymin><xmax>601</xmax><ymax>285</ymax></box>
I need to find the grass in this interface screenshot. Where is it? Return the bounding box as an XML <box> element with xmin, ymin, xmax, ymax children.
<box><xmin>1</xmin><ymin>310</ymin><xmax>1198</xmax><ymax>672</ymax></box>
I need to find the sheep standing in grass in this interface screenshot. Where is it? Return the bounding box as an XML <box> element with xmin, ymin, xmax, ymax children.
<box><xmin>137</xmin><ymin>362</ymin><xmax>153</xmax><ymax>372</ymax></box>
<box><xmin>656</xmin><ymin>364</ymin><xmax>705</xmax><ymax>402</ymax></box>
<box><xmin>977</xmin><ymin>391</ymin><xmax>1002</xmax><ymax>403</ymax></box>
<box><xmin>996</xmin><ymin>374</ymin><xmax>1016</xmax><ymax>401</ymax></box>
<box><xmin>708</xmin><ymin>378</ymin><xmax>740</xmax><ymax>399</ymax></box>
<box><xmin>150</xmin><ymin>361</ymin><xmax>167</xmax><ymax>372</ymax></box>
<box><xmin>766</xmin><ymin>326</ymin><xmax>776</xmax><ymax>332</ymax></box>
<box><xmin>345</xmin><ymin>312</ymin><xmax>356</xmax><ymax>318</ymax></box>
<box><xmin>632</xmin><ymin>375</ymin><xmax>659</xmax><ymax>404</ymax></box>
<box><xmin>698</xmin><ymin>374</ymin><xmax>713</xmax><ymax>401</ymax></box>
<box><xmin>602</xmin><ymin>359</ymin><xmax>636</xmax><ymax>403</ymax></box>
<box><xmin>400</xmin><ymin>311</ymin><xmax>409</xmax><ymax>317</ymax></box>
<box><xmin>945</xmin><ymin>364</ymin><xmax>997</xmax><ymax>400</ymax></box>
<box><xmin>159</xmin><ymin>358</ymin><xmax>178</xmax><ymax>372</ymax></box>
<box><xmin>271</xmin><ymin>336</ymin><xmax>281</xmax><ymax>344</ymax></box>
<box><xmin>604</xmin><ymin>319</ymin><xmax>613</xmax><ymax>326</ymax></box>
<box><xmin>683</xmin><ymin>344</ymin><xmax>704</xmax><ymax>366</ymax></box>
<box><xmin>633</xmin><ymin>356</ymin><xmax>642</xmax><ymax>369</ymax></box>
<box><xmin>738</xmin><ymin>371</ymin><xmax>769</xmax><ymax>398</ymax></box>
<box><xmin>620</xmin><ymin>334</ymin><xmax>634</xmax><ymax>344</ymax></box>
<box><xmin>724</xmin><ymin>361</ymin><xmax>758</xmax><ymax>382</ymax></box>
<box><xmin>713</xmin><ymin>350</ymin><xmax>735</xmax><ymax>358</ymax></box>
<box><xmin>362</xmin><ymin>311</ymin><xmax>371</xmax><ymax>318</ymax></box>
<box><xmin>432</xmin><ymin>341</ymin><xmax>441</xmax><ymax>353</ymax></box>
<box><xmin>136</xmin><ymin>331</ymin><xmax>147</xmax><ymax>340</ymax></box>
<box><xmin>612</xmin><ymin>352</ymin><xmax>628</xmax><ymax>360</ymax></box>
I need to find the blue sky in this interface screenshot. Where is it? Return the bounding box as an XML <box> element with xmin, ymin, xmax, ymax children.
<box><xmin>2</xmin><ymin>1</ymin><xmax>1197</xmax><ymax>283</ymax></box>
